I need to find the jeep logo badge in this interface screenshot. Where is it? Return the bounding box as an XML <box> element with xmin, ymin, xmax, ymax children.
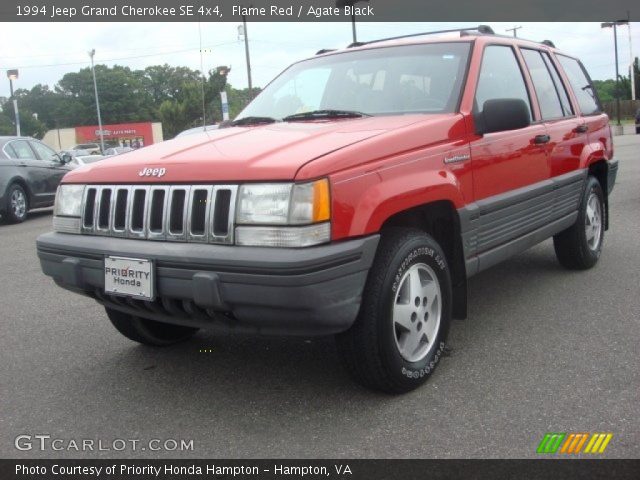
<box><xmin>138</xmin><ymin>167</ymin><xmax>166</xmax><ymax>178</ymax></box>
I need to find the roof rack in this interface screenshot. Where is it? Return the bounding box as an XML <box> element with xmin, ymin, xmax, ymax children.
<box><xmin>347</xmin><ymin>25</ymin><xmax>495</xmax><ymax>48</ymax></box>
<box><xmin>315</xmin><ymin>48</ymin><xmax>337</xmax><ymax>55</ymax></box>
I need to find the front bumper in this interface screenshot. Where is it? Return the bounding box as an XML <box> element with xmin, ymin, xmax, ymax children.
<box><xmin>37</xmin><ymin>232</ymin><xmax>379</xmax><ymax>336</ymax></box>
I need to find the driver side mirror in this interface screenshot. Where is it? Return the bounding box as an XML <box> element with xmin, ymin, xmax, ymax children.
<box><xmin>60</xmin><ymin>153</ymin><xmax>73</xmax><ymax>164</ymax></box>
<box><xmin>475</xmin><ymin>98</ymin><xmax>531</xmax><ymax>135</ymax></box>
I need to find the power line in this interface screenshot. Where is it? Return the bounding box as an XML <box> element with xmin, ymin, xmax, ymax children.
<box><xmin>0</xmin><ymin>40</ymin><xmax>239</xmax><ymax>70</ymax></box>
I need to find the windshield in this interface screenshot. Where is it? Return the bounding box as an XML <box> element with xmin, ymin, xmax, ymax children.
<box><xmin>237</xmin><ymin>42</ymin><xmax>471</xmax><ymax>121</ymax></box>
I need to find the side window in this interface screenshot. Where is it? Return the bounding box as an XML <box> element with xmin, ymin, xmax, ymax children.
<box><xmin>541</xmin><ymin>52</ymin><xmax>573</xmax><ymax>116</ymax></box>
<box><xmin>521</xmin><ymin>49</ymin><xmax>564</xmax><ymax>120</ymax></box>
<box><xmin>30</xmin><ymin>141</ymin><xmax>57</xmax><ymax>161</ymax></box>
<box><xmin>557</xmin><ymin>55</ymin><xmax>601</xmax><ymax>115</ymax></box>
<box><xmin>4</xmin><ymin>143</ymin><xmax>19</xmax><ymax>159</ymax></box>
<box><xmin>8</xmin><ymin>140</ymin><xmax>35</xmax><ymax>160</ymax></box>
<box><xmin>475</xmin><ymin>45</ymin><xmax>532</xmax><ymax>121</ymax></box>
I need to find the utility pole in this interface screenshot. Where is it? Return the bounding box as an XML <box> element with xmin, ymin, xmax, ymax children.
<box><xmin>88</xmin><ymin>49</ymin><xmax>105</xmax><ymax>153</ymax></box>
<box><xmin>6</xmin><ymin>69</ymin><xmax>20</xmax><ymax>136</ymax></box>
<box><xmin>506</xmin><ymin>26</ymin><xmax>522</xmax><ymax>38</ymax></box>
<box><xmin>336</xmin><ymin>0</ymin><xmax>369</xmax><ymax>44</ymax></box>
<box><xmin>241</xmin><ymin>15</ymin><xmax>253</xmax><ymax>91</ymax></box>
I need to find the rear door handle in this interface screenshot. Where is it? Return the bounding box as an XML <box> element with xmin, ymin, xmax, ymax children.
<box><xmin>18</xmin><ymin>162</ymin><xmax>27</xmax><ymax>167</ymax></box>
<box><xmin>533</xmin><ymin>134</ymin><xmax>551</xmax><ymax>144</ymax></box>
<box><xmin>574</xmin><ymin>124</ymin><xmax>588</xmax><ymax>133</ymax></box>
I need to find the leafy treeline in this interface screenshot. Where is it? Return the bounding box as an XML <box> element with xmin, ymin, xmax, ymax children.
<box><xmin>0</xmin><ymin>64</ymin><xmax>261</xmax><ymax>139</ymax></box>
<box><xmin>593</xmin><ymin>58</ymin><xmax>639</xmax><ymax>103</ymax></box>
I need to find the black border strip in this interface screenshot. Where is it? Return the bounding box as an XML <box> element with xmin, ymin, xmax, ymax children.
<box><xmin>2</xmin><ymin>0</ymin><xmax>639</xmax><ymax>22</ymax></box>
<box><xmin>3</xmin><ymin>459</ymin><xmax>640</xmax><ymax>480</ymax></box>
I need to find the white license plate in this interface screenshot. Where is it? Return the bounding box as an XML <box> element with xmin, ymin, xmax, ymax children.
<box><xmin>104</xmin><ymin>256</ymin><xmax>154</xmax><ymax>301</ymax></box>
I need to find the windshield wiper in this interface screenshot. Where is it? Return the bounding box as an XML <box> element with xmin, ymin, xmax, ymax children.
<box><xmin>283</xmin><ymin>110</ymin><xmax>371</xmax><ymax>122</ymax></box>
<box><xmin>230</xmin><ymin>116</ymin><xmax>277</xmax><ymax>126</ymax></box>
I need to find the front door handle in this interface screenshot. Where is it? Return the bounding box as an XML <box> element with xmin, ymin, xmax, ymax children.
<box><xmin>533</xmin><ymin>134</ymin><xmax>551</xmax><ymax>144</ymax></box>
<box><xmin>574</xmin><ymin>124</ymin><xmax>588</xmax><ymax>133</ymax></box>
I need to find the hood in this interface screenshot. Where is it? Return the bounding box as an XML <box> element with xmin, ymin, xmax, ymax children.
<box><xmin>63</xmin><ymin>115</ymin><xmax>451</xmax><ymax>184</ymax></box>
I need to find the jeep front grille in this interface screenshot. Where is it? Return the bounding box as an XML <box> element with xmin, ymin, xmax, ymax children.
<box><xmin>80</xmin><ymin>185</ymin><xmax>238</xmax><ymax>244</ymax></box>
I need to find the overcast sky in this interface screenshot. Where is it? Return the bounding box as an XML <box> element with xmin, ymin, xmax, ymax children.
<box><xmin>0</xmin><ymin>22</ymin><xmax>638</xmax><ymax>99</ymax></box>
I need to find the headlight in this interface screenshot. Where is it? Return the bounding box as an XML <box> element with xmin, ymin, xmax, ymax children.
<box><xmin>236</xmin><ymin>183</ymin><xmax>293</xmax><ymax>224</ymax></box>
<box><xmin>235</xmin><ymin>179</ymin><xmax>331</xmax><ymax>247</ymax></box>
<box><xmin>54</xmin><ymin>184</ymin><xmax>85</xmax><ymax>217</ymax></box>
<box><xmin>53</xmin><ymin>184</ymin><xmax>85</xmax><ymax>234</ymax></box>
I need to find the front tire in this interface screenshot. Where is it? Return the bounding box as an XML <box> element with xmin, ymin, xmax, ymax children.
<box><xmin>106</xmin><ymin>308</ymin><xmax>199</xmax><ymax>346</ymax></box>
<box><xmin>336</xmin><ymin>228</ymin><xmax>452</xmax><ymax>394</ymax></box>
<box><xmin>5</xmin><ymin>183</ymin><xmax>28</xmax><ymax>224</ymax></box>
<box><xmin>553</xmin><ymin>175</ymin><xmax>605</xmax><ymax>270</ymax></box>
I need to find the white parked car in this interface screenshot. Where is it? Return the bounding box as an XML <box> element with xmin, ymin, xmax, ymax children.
<box><xmin>175</xmin><ymin>124</ymin><xmax>219</xmax><ymax>137</ymax></box>
<box><xmin>68</xmin><ymin>155</ymin><xmax>105</xmax><ymax>168</ymax></box>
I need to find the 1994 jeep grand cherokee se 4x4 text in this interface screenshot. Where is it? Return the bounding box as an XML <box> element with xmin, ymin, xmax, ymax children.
<box><xmin>37</xmin><ymin>26</ymin><xmax>618</xmax><ymax>393</ymax></box>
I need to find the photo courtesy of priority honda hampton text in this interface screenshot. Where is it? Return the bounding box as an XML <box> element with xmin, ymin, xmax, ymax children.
<box><xmin>37</xmin><ymin>25</ymin><xmax>617</xmax><ymax>393</ymax></box>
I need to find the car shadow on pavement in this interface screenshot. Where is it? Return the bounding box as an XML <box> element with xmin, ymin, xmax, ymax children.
<box><xmin>67</xmin><ymin>241</ymin><xmax>574</xmax><ymax>411</ymax></box>
<box><xmin>0</xmin><ymin>208</ymin><xmax>52</xmax><ymax>226</ymax></box>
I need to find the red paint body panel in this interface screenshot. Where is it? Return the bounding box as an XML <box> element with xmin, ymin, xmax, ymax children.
<box><xmin>64</xmin><ymin>116</ymin><xmax>427</xmax><ymax>184</ymax></box>
<box><xmin>61</xmin><ymin>35</ymin><xmax>613</xmax><ymax>243</ymax></box>
<box><xmin>325</xmin><ymin>115</ymin><xmax>472</xmax><ymax>239</ymax></box>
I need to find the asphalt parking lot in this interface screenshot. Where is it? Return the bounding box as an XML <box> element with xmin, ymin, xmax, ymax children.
<box><xmin>1</xmin><ymin>135</ymin><xmax>638</xmax><ymax>459</ymax></box>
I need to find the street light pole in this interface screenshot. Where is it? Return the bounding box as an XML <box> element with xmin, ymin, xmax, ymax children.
<box><xmin>241</xmin><ymin>15</ymin><xmax>253</xmax><ymax>92</ymax></box>
<box><xmin>88</xmin><ymin>49</ymin><xmax>105</xmax><ymax>153</ymax></box>
<box><xmin>6</xmin><ymin>69</ymin><xmax>21</xmax><ymax>136</ymax></box>
<box><xmin>601</xmin><ymin>21</ymin><xmax>628</xmax><ymax>127</ymax></box>
<box><xmin>614</xmin><ymin>22</ymin><xmax>620</xmax><ymax>126</ymax></box>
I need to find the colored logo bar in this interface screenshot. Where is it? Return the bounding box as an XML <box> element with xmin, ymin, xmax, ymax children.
<box><xmin>537</xmin><ymin>433</ymin><xmax>613</xmax><ymax>454</ymax></box>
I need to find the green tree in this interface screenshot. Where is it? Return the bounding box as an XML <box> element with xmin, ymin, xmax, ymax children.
<box><xmin>56</xmin><ymin>65</ymin><xmax>154</xmax><ymax>125</ymax></box>
<box><xmin>0</xmin><ymin>99</ymin><xmax>47</xmax><ymax>138</ymax></box>
<box><xmin>0</xmin><ymin>62</ymin><xmax>256</xmax><ymax>140</ymax></box>
<box><xmin>593</xmin><ymin>77</ymin><xmax>631</xmax><ymax>102</ymax></box>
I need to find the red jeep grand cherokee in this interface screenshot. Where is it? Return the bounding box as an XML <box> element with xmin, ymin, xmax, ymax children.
<box><xmin>37</xmin><ymin>26</ymin><xmax>618</xmax><ymax>393</ymax></box>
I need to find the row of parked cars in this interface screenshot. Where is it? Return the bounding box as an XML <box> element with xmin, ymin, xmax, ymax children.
<box><xmin>0</xmin><ymin>122</ymin><xmax>223</xmax><ymax>224</ymax></box>
<box><xmin>0</xmin><ymin>137</ymin><xmax>132</xmax><ymax>223</ymax></box>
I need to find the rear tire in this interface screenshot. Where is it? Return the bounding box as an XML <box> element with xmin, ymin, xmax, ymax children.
<box><xmin>336</xmin><ymin>228</ymin><xmax>452</xmax><ymax>394</ymax></box>
<box><xmin>106</xmin><ymin>307</ymin><xmax>199</xmax><ymax>346</ymax></box>
<box><xmin>553</xmin><ymin>176</ymin><xmax>604</xmax><ymax>270</ymax></box>
<box><xmin>4</xmin><ymin>183</ymin><xmax>28</xmax><ymax>224</ymax></box>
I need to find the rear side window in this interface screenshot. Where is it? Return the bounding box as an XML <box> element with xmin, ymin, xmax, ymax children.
<box><xmin>4</xmin><ymin>143</ymin><xmax>19</xmax><ymax>159</ymax></box>
<box><xmin>475</xmin><ymin>45</ymin><xmax>532</xmax><ymax>121</ymax></box>
<box><xmin>29</xmin><ymin>141</ymin><xmax>57</xmax><ymax>161</ymax></box>
<box><xmin>557</xmin><ymin>55</ymin><xmax>601</xmax><ymax>115</ymax></box>
<box><xmin>8</xmin><ymin>140</ymin><xmax>35</xmax><ymax>159</ymax></box>
<box><xmin>541</xmin><ymin>53</ymin><xmax>573</xmax><ymax>116</ymax></box>
<box><xmin>521</xmin><ymin>49</ymin><xmax>564</xmax><ymax>120</ymax></box>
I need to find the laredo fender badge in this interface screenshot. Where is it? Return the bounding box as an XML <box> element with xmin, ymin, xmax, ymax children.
<box><xmin>444</xmin><ymin>154</ymin><xmax>470</xmax><ymax>164</ymax></box>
